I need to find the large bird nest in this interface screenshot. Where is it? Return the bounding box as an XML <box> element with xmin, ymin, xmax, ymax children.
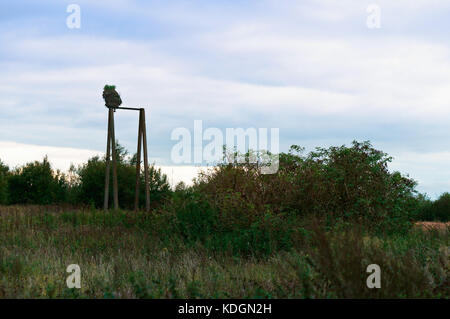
<box><xmin>103</xmin><ymin>85</ymin><xmax>122</xmax><ymax>108</ymax></box>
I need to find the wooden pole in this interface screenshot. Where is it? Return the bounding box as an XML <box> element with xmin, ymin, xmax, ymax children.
<box><xmin>110</xmin><ymin>109</ymin><xmax>119</xmax><ymax>210</ymax></box>
<box><xmin>104</xmin><ymin>105</ymin><xmax>148</xmax><ymax>212</ymax></box>
<box><xmin>134</xmin><ymin>110</ymin><xmax>143</xmax><ymax>211</ymax></box>
<box><xmin>141</xmin><ymin>109</ymin><xmax>150</xmax><ymax>212</ymax></box>
<box><xmin>104</xmin><ymin>108</ymin><xmax>112</xmax><ymax>210</ymax></box>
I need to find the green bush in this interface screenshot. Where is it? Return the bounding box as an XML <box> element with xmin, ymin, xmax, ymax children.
<box><xmin>194</xmin><ymin>141</ymin><xmax>419</xmax><ymax>233</ymax></box>
<box><xmin>0</xmin><ymin>160</ymin><xmax>9</xmax><ymax>204</ymax></box>
<box><xmin>73</xmin><ymin>143</ymin><xmax>171</xmax><ymax>210</ymax></box>
<box><xmin>170</xmin><ymin>190</ymin><xmax>297</xmax><ymax>257</ymax></box>
<box><xmin>7</xmin><ymin>157</ymin><xmax>67</xmax><ymax>205</ymax></box>
<box><xmin>172</xmin><ymin>191</ymin><xmax>218</xmax><ymax>243</ymax></box>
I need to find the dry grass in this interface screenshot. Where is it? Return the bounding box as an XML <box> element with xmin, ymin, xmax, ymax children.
<box><xmin>0</xmin><ymin>205</ymin><xmax>448</xmax><ymax>298</ymax></box>
<box><xmin>415</xmin><ymin>222</ymin><xmax>450</xmax><ymax>233</ymax></box>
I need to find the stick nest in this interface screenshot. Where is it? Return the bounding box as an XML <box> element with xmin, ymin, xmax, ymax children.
<box><xmin>103</xmin><ymin>85</ymin><xmax>122</xmax><ymax>108</ymax></box>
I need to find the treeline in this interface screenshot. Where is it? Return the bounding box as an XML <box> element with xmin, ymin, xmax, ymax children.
<box><xmin>0</xmin><ymin>141</ymin><xmax>449</xmax><ymax>226</ymax></box>
<box><xmin>415</xmin><ymin>193</ymin><xmax>450</xmax><ymax>222</ymax></box>
<box><xmin>0</xmin><ymin>143</ymin><xmax>171</xmax><ymax>209</ymax></box>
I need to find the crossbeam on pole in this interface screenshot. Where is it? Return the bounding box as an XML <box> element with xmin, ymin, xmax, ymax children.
<box><xmin>115</xmin><ymin>106</ymin><xmax>142</xmax><ymax>111</ymax></box>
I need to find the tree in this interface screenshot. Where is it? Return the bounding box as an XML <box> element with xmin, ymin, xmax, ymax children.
<box><xmin>0</xmin><ymin>160</ymin><xmax>9</xmax><ymax>204</ymax></box>
<box><xmin>73</xmin><ymin>142</ymin><xmax>171</xmax><ymax>209</ymax></box>
<box><xmin>8</xmin><ymin>156</ymin><xmax>67</xmax><ymax>205</ymax></box>
<box><xmin>430</xmin><ymin>192</ymin><xmax>450</xmax><ymax>222</ymax></box>
<box><xmin>417</xmin><ymin>192</ymin><xmax>450</xmax><ymax>222</ymax></box>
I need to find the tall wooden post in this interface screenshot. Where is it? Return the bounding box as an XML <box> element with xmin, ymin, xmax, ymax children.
<box><xmin>111</xmin><ymin>110</ymin><xmax>119</xmax><ymax>210</ymax></box>
<box><xmin>134</xmin><ymin>110</ymin><xmax>143</xmax><ymax>211</ymax></box>
<box><xmin>104</xmin><ymin>108</ymin><xmax>119</xmax><ymax>211</ymax></box>
<box><xmin>141</xmin><ymin>109</ymin><xmax>151</xmax><ymax>212</ymax></box>
<box><xmin>103</xmin><ymin>109</ymin><xmax>112</xmax><ymax>210</ymax></box>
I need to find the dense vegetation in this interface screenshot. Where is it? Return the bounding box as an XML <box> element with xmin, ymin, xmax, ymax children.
<box><xmin>194</xmin><ymin>141</ymin><xmax>422</xmax><ymax>235</ymax></box>
<box><xmin>7</xmin><ymin>157</ymin><xmax>67</xmax><ymax>205</ymax></box>
<box><xmin>0</xmin><ymin>206</ymin><xmax>447</xmax><ymax>298</ymax></box>
<box><xmin>416</xmin><ymin>193</ymin><xmax>450</xmax><ymax>222</ymax></box>
<box><xmin>0</xmin><ymin>141</ymin><xmax>448</xmax><ymax>298</ymax></box>
<box><xmin>0</xmin><ymin>143</ymin><xmax>171</xmax><ymax>210</ymax></box>
<box><xmin>1</xmin><ymin>141</ymin><xmax>445</xmax><ymax>225</ymax></box>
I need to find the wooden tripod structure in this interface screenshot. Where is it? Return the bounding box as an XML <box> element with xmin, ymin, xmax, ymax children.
<box><xmin>104</xmin><ymin>107</ymin><xmax>150</xmax><ymax>212</ymax></box>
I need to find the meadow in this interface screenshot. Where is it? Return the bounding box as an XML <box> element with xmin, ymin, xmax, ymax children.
<box><xmin>0</xmin><ymin>205</ymin><xmax>448</xmax><ymax>299</ymax></box>
<box><xmin>0</xmin><ymin>141</ymin><xmax>449</xmax><ymax>298</ymax></box>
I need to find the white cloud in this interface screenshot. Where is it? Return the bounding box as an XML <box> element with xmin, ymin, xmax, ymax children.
<box><xmin>2</xmin><ymin>1</ymin><xmax>450</xmax><ymax>195</ymax></box>
<box><xmin>0</xmin><ymin>141</ymin><xmax>200</xmax><ymax>187</ymax></box>
<box><xmin>0</xmin><ymin>141</ymin><xmax>100</xmax><ymax>171</ymax></box>
<box><xmin>5</xmin><ymin>32</ymin><xmax>450</xmax><ymax>126</ymax></box>
<box><xmin>158</xmin><ymin>165</ymin><xmax>203</xmax><ymax>187</ymax></box>
<box><xmin>202</xmin><ymin>26</ymin><xmax>450</xmax><ymax>121</ymax></box>
<box><xmin>389</xmin><ymin>150</ymin><xmax>450</xmax><ymax>199</ymax></box>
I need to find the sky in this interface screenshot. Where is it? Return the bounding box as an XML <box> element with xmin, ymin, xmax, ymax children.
<box><xmin>1</xmin><ymin>0</ymin><xmax>450</xmax><ymax>197</ymax></box>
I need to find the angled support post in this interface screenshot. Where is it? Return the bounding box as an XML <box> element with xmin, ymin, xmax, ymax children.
<box><xmin>134</xmin><ymin>110</ymin><xmax>143</xmax><ymax>211</ymax></box>
<box><xmin>133</xmin><ymin>108</ymin><xmax>150</xmax><ymax>212</ymax></box>
<box><xmin>141</xmin><ymin>108</ymin><xmax>151</xmax><ymax>212</ymax></box>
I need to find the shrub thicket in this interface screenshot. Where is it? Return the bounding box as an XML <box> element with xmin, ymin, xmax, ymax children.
<box><xmin>169</xmin><ymin>189</ymin><xmax>296</xmax><ymax>256</ymax></box>
<box><xmin>194</xmin><ymin>141</ymin><xmax>420</xmax><ymax>233</ymax></box>
<box><xmin>7</xmin><ymin>157</ymin><xmax>67</xmax><ymax>205</ymax></box>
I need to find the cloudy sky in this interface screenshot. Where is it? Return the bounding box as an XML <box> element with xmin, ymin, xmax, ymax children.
<box><xmin>1</xmin><ymin>0</ymin><xmax>450</xmax><ymax>197</ymax></box>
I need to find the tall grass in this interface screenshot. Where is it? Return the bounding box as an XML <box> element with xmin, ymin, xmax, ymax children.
<box><xmin>0</xmin><ymin>205</ymin><xmax>448</xmax><ymax>298</ymax></box>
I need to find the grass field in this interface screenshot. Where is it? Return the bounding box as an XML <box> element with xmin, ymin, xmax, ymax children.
<box><xmin>0</xmin><ymin>205</ymin><xmax>448</xmax><ymax>299</ymax></box>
